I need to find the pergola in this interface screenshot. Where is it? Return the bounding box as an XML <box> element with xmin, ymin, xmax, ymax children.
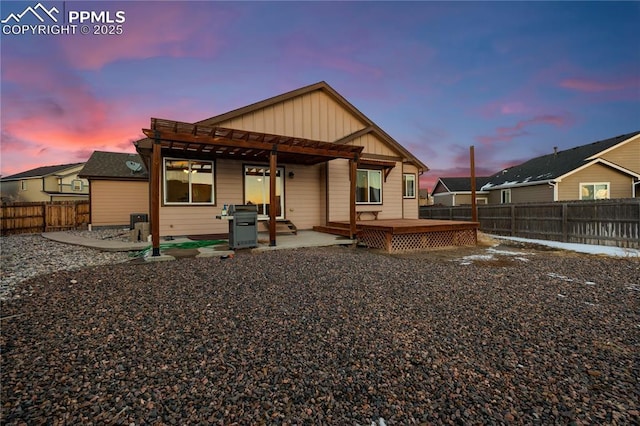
<box><xmin>136</xmin><ymin>118</ymin><xmax>364</xmax><ymax>256</ymax></box>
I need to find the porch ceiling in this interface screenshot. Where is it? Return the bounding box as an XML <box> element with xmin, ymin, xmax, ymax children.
<box><xmin>137</xmin><ymin>118</ymin><xmax>364</xmax><ymax>165</ymax></box>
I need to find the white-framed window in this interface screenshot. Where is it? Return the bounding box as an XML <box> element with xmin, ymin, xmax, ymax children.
<box><xmin>356</xmin><ymin>169</ymin><xmax>382</xmax><ymax>204</ymax></box>
<box><xmin>20</xmin><ymin>180</ymin><xmax>27</xmax><ymax>191</ymax></box>
<box><xmin>244</xmin><ymin>165</ymin><xmax>284</xmax><ymax>218</ymax></box>
<box><xmin>72</xmin><ymin>179</ymin><xmax>83</xmax><ymax>191</ymax></box>
<box><xmin>501</xmin><ymin>189</ymin><xmax>511</xmax><ymax>204</ymax></box>
<box><xmin>580</xmin><ymin>182</ymin><xmax>609</xmax><ymax>200</ymax></box>
<box><xmin>403</xmin><ymin>173</ymin><xmax>416</xmax><ymax>198</ymax></box>
<box><xmin>164</xmin><ymin>158</ymin><xmax>214</xmax><ymax>204</ymax></box>
<box><xmin>476</xmin><ymin>197</ymin><xmax>488</xmax><ymax>204</ymax></box>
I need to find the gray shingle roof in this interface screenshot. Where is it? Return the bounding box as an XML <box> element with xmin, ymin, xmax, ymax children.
<box><xmin>1</xmin><ymin>163</ymin><xmax>85</xmax><ymax>180</ymax></box>
<box><xmin>483</xmin><ymin>131</ymin><xmax>640</xmax><ymax>189</ymax></box>
<box><xmin>437</xmin><ymin>176</ymin><xmax>492</xmax><ymax>192</ymax></box>
<box><xmin>78</xmin><ymin>151</ymin><xmax>148</xmax><ymax>179</ymax></box>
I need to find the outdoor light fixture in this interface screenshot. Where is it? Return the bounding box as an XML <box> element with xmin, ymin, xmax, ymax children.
<box><xmin>288</xmin><ymin>171</ymin><xmax>295</xmax><ymax>179</ymax></box>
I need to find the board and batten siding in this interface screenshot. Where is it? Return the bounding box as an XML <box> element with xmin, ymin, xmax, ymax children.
<box><xmin>558</xmin><ymin>163</ymin><xmax>634</xmax><ymax>200</ymax></box>
<box><xmin>209</xmin><ymin>91</ymin><xmax>366</xmax><ymax>142</ymax></box>
<box><xmin>90</xmin><ymin>180</ymin><xmax>148</xmax><ymax>226</ymax></box>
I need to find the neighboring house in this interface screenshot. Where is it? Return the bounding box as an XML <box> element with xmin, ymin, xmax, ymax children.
<box><xmin>482</xmin><ymin>131</ymin><xmax>640</xmax><ymax>203</ymax></box>
<box><xmin>418</xmin><ymin>188</ymin><xmax>433</xmax><ymax>206</ymax></box>
<box><xmin>0</xmin><ymin>163</ymin><xmax>88</xmax><ymax>202</ymax></box>
<box><xmin>78</xmin><ymin>151</ymin><xmax>149</xmax><ymax>227</ymax></box>
<box><xmin>431</xmin><ymin>176</ymin><xmax>491</xmax><ymax>206</ymax></box>
<box><xmin>134</xmin><ymin>81</ymin><xmax>428</xmax><ymax>244</ymax></box>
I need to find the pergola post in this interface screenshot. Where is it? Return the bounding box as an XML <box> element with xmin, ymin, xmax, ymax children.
<box><xmin>269</xmin><ymin>148</ymin><xmax>277</xmax><ymax>246</ymax></box>
<box><xmin>151</xmin><ymin>133</ymin><xmax>161</xmax><ymax>256</ymax></box>
<box><xmin>349</xmin><ymin>157</ymin><xmax>358</xmax><ymax>238</ymax></box>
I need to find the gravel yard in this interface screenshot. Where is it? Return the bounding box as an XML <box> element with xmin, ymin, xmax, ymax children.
<box><xmin>1</xmin><ymin>234</ymin><xmax>639</xmax><ymax>424</ymax></box>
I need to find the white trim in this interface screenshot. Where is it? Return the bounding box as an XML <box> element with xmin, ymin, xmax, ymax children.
<box><xmin>556</xmin><ymin>158</ymin><xmax>640</xmax><ymax>182</ymax></box>
<box><xmin>585</xmin><ymin>133</ymin><xmax>640</xmax><ymax>160</ymax></box>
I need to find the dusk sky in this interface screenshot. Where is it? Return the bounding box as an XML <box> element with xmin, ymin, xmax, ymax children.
<box><xmin>1</xmin><ymin>1</ymin><xmax>639</xmax><ymax>191</ymax></box>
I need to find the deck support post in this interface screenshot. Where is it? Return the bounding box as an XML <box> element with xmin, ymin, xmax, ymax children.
<box><xmin>151</xmin><ymin>132</ymin><xmax>161</xmax><ymax>256</ymax></box>
<box><xmin>269</xmin><ymin>148</ymin><xmax>277</xmax><ymax>246</ymax></box>
<box><xmin>349</xmin><ymin>157</ymin><xmax>358</xmax><ymax>239</ymax></box>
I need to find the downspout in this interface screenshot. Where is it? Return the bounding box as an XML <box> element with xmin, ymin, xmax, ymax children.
<box><xmin>549</xmin><ymin>181</ymin><xmax>558</xmax><ymax>201</ymax></box>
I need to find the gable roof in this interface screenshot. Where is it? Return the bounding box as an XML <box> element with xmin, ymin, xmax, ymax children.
<box><xmin>433</xmin><ymin>176</ymin><xmax>492</xmax><ymax>194</ymax></box>
<box><xmin>138</xmin><ymin>81</ymin><xmax>428</xmax><ymax>172</ymax></box>
<box><xmin>483</xmin><ymin>130</ymin><xmax>640</xmax><ymax>190</ymax></box>
<box><xmin>1</xmin><ymin>163</ymin><xmax>85</xmax><ymax>181</ymax></box>
<box><xmin>78</xmin><ymin>151</ymin><xmax>148</xmax><ymax>180</ymax></box>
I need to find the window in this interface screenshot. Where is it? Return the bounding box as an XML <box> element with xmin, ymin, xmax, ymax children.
<box><xmin>72</xmin><ymin>179</ymin><xmax>83</xmax><ymax>191</ymax></box>
<box><xmin>244</xmin><ymin>165</ymin><xmax>284</xmax><ymax>217</ymax></box>
<box><xmin>356</xmin><ymin>169</ymin><xmax>382</xmax><ymax>204</ymax></box>
<box><xmin>403</xmin><ymin>173</ymin><xmax>416</xmax><ymax>198</ymax></box>
<box><xmin>20</xmin><ymin>180</ymin><xmax>27</xmax><ymax>191</ymax></box>
<box><xmin>164</xmin><ymin>158</ymin><xmax>214</xmax><ymax>204</ymax></box>
<box><xmin>501</xmin><ymin>189</ymin><xmax>511</xmax><ymax>204</ymax></box>
<box><xmin>580</xmin><ymin>182</ymin><xmax>609</xmax><ymax>200</ymax></box>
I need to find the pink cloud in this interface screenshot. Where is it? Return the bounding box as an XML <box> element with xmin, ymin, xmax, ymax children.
<box><xmin>476</xmin><ymin>114</ymin><xmax>573</xmax><ymax>146</ymax></box>
<box><xmin>281</xmin><ymin>31</ymin><xmax>384</xmax><ymax>79</ymax></box>
<box><xmin>55</xmin><ymin>3</ymin><xmax>234</xmax><ymax>70</ymax></box>
<box><xmin>559</xmin><ymin>76</ymin><xmax>639</xmax><ymax>93</ymax></box>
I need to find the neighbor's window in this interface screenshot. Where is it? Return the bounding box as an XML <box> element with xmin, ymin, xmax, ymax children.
<box><xmin>164</xmin><ymin>158</ymin><xmax>214</xmax><ymax>204</ymax></box>
<box><xmin>72</xmin><ymin>179</ymin><xmax>83</xmax><ymax>191</ymax></box>
<box><xmin>20</xmin><ymin>180</ymin><xmax>27</xmax><ymax>191</ymax></box>
<box><xmin>501</xmin><ymin>189</ymin><xmax>511</xmax><ymax>204</ymax></box>
<box><xmin>403</xmin><ymin>173</ymin><xmax>416</xmax><ymax>198</ymax></box>
<box><xmin>356</xmin><ymin>169</ymin><xmax>382</xmax><ymax>204</ymax></box>
<box><xmin>580</xmin><ymin>182</ymin><xmax>609</xmax><ymax>200</ymax></box>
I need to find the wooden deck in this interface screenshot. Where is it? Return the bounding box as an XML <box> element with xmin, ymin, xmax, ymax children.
<box><xmin>314</xmin><ymin>219</ymin><xmax>479</xmax><ymax>253</ymax></box>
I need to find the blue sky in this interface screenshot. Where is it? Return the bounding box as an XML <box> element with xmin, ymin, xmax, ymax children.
<box><xmin>1</xmin><ymin>1</ymin><xmax>638</xmax><ymax>190</ymax></box>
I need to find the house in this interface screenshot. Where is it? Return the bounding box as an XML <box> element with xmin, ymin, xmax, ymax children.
<box><xmin>78</xmin><ymin>151</ymin><xmax>149</xmax><ymax>227</ymax></box>
<box><xmin>418</xmin><ymin>188</ymin><xmax>433</xmax><ymax>206</ymax></box>
<box><xmin>133</xmin><ymin>81</ymin><xmax>429</xmax><ymax>252</ymax></box>
<box><xmin>0</xmin><ymin>163</ymin><xmax>89</xmax><ymax>202</ymax></box>
<box><xmin>482</xmin><ymin>131</ymin><xmax>640</xmax><ymax>203</ymax></box>
<box><xmin>431</xmin><ymin>176</ymin><xmax>491</xmax><ymax>206</ymax></box>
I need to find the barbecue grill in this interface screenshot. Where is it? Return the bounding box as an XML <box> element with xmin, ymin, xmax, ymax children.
<box><xmin>227</xmin><ymin>204</ymin><xmax>258</xmax><ymax>249</ymax></box>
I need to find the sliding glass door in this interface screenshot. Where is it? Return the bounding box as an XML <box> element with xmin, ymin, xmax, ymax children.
<box><xmin>244</xmin><ymin>165</ymin><xmax>284</xmax><ymax>218</ymax></box>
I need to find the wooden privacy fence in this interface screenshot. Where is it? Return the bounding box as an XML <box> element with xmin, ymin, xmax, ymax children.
<box><xmin>420</xmin><ymin>199</ymin><xmax>640</xmax><ymax>249</ymax></box>
<box><xmin>1</xmin><ymin>201</ymin><xmax>90</xmax><ymax>236</ymax></box>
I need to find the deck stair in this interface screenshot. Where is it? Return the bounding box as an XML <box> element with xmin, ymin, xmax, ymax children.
<box><xmin>263</xmin><ymin>219</ymin><xmax>298</xmax><ymax>235</ymax></box>
<box><xmin>312</xmin><ymin>222</ymin><xmax>355</xmax><ymax>237</ymax></box>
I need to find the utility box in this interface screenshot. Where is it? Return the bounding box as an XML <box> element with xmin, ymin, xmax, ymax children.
<box><xmin>227</xmin><ymin>204</ymin><xmax>258</xmax><ymax>249</ymax></box>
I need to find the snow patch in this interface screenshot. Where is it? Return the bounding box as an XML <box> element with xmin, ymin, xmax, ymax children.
<box><xmin>490</xmin><ymin>235</ymin><xmax>640</xmax><ymax>258</ymax></box>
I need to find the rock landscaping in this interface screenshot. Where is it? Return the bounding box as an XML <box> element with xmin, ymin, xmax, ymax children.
<box><xmin>1</xmin><ymin>234</ymin><xmax>638</xmax><ymax>424</ymax></box>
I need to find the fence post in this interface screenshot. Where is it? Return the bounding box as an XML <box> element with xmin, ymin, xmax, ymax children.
<box><xmin>43</xmin><ymin>203</ymin><xmax>48</xmax><ymax>233</ymax></box>
<box><xmin>562</xmin><ymin>202</ymin><xmax>568</xmax><ymax>242</ymax></box>
<box><xmin>511</xmin><ymin>205</ymin><xmax>516</xmax><ymax>236</ymax></box>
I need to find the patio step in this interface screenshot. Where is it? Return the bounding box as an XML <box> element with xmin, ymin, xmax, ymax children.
<box><xmin>262</xmin><ymin>219</ymin><xmax>297</xmax><ymax>235</ymax></box>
